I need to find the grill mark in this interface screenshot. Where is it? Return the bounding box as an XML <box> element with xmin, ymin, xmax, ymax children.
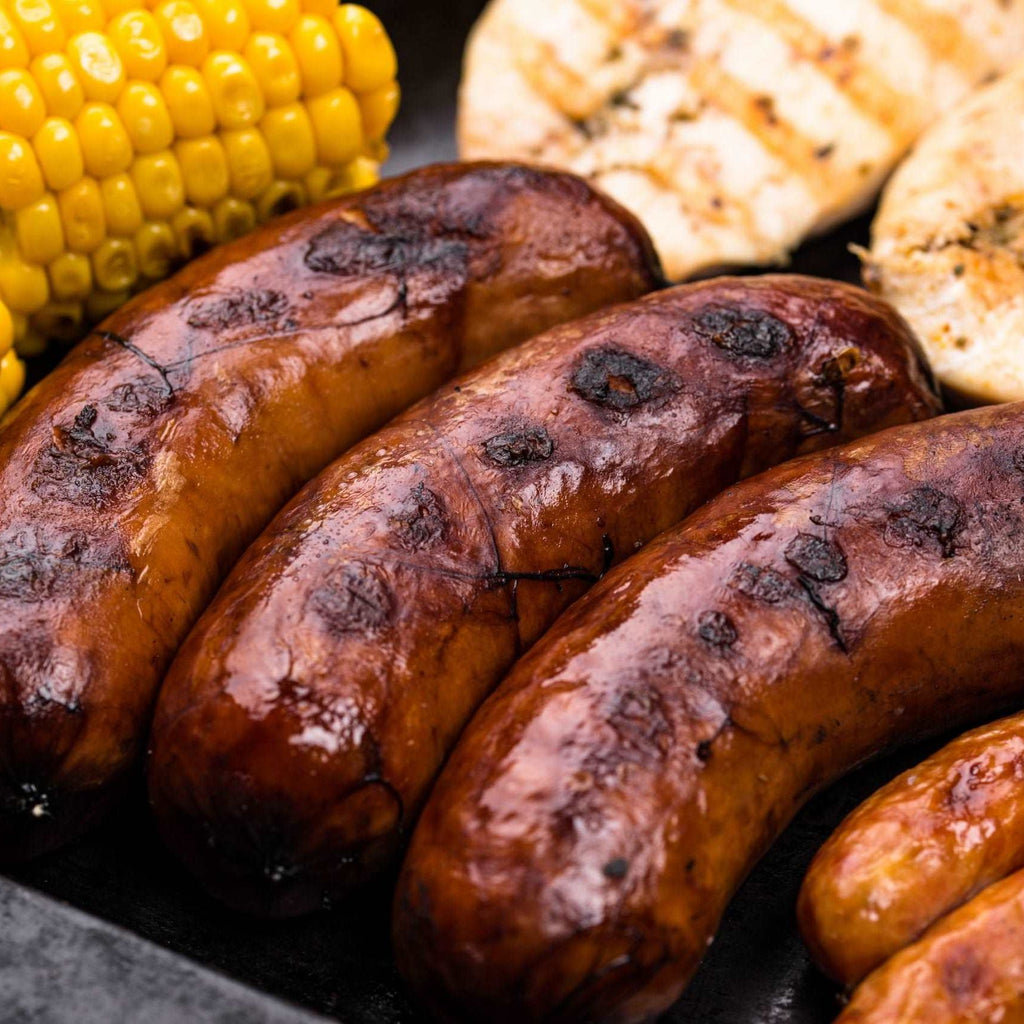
<box><xmin>873</xmin><ymin>0</ymin><xmax>993</xmax><ymax>78</ymax></box>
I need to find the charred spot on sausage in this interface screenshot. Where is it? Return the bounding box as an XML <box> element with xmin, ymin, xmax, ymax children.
<box><xmin>186</xmin><ymin>289</ymin><xmax>289</xmax><ymax>330</ymax></box>
<box><xmin>884</xmin><ymin>487</ymin><xmax>965</xmax><ymax>558</ymax></box>
<box><xmin>698</xmin><ymin>611</ymin><xmax>737</xmax><ymax>650</ymax></box>
<box><xmin>785</xmin><ymin>534</ymin><xmax>848</xmax><ymax>583</ymax></box>
<box><xmin>310</xmin><ymin>564</ymin><xmax>392</xmax><ymax>635</ymax></box>
<box><xmin>693</xmin><ymin>306</ymin><xmax>792</xmax><ymax>359</ymax></box>
<box><xmin>105</xmin><ymin>378</ymin><xmax>172</xmax><ymax>417</ymax></box>
<box><xmin>603</xmin><ymin>858</ymin><xmax>629</xmax><ymax>880</ymax></box>
<box><xmin>390</xmin><ymin>484</ymin><xmax>447</xmax><ymax>550</ymax></box>
<box><xmin>482</xmin><ymin>425</ymin><xmax>554</xmax><ymax>467</ymax></box>
<box><xmin>731</xmin><ymin>563</ymin><xmax>794</xmax><ymax>604</ymax></box>
<box><xmin>570</xmin><ymin>347</ymin><xmax>679</xmax><ymax>411</ymax></box>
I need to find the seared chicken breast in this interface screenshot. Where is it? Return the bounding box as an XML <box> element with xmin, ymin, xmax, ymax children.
<box><xmin>868</xmin><ymin>63</ymin><xmax>1024</xmax><ymax>404</ymax></box>
<box><xmin>459</xmin><ymin>0</ymin><xmax>1024</xmax><ymax>281</ymax></box>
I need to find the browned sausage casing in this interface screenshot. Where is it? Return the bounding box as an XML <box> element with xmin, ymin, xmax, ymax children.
<box><xmin>148</xmin><ymin>276</ymin><xmax>938</xmax><ymax>917</ymax></box>
<box><xmin>0</xmin><ymin>163</ymin><xmax>661</xmax><ymax>862</ymax></box>
<box><xmin>800</xmin><ymin>711</ymin><xmax>1024</xmax><ymax>987</ymax></box>
<box><xmin>394</xmin><ymin>402</ymin><xmax>1024</xmax><ymax>1024</ymax></box>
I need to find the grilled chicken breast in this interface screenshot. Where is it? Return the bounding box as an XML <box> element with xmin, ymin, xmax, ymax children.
<box><xmin>459</xmin><ymin>0</ymin><xmax>1024</xmax><ymax>281</ymax></box>
<box><xmin>868</xmin><ymin>63</ymin><xmax>1024</xmax><ymax>404</ymax></box>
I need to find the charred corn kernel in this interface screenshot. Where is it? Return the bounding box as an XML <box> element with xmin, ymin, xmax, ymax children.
<box><xmin>117</xmin><ymin>81</ymin><xmax>173</xmax><ymax>152</ymax></box>
<box><xmin>99</xmin><ymin>171</ymin><xmax>142</xmax><ymax>233</ymax></box>
<box><xmin>15</xmin><ymin>193</ymin><xmax>64</xmax><ymax>263</ymax></box>
<box><xmin>58</xmin><ymin>175</ymin><xmax>105</xmax><ymax>251</ymax></box>
<box><xmin>107</xmin><ymin>10</ymin><xmax>167</xmax><ymax>81</ymax></box>
<box><xmin>30</xmin><ymin>56</ymin><xmax>84</xmax><ymax>119</ymax></box>
<box><xmin>243</xmin><ymin>32</ymin><xmax>298</xmax><ymax>106</ymax></box>
<box><xmin>133</xmin><ymin>218</ymin><xmax>175</xmax><ymax>277</ymax></box>
<box><xmin>33</xmin><ymin>118</ymin><xmax>84</xmax><ymax>191</ymax></box>
<box><xmin>211</xmin><ymin>194</ymin><xmax>252</xmax><ymax>240</ymax></box>
<box><xmin>153</xmin><ymin>1</ymin><xmax>208</xmax><ymax>65</ymax></box>
<box><xmin>260</xmin><ymin>102</ymin><xmax>312</xmax><ymax>178</ymax></box>
<box><xmin>131</xmin><ymin>149</ymin><xmax>183</xmax><ymax>218</ymax></box>
<box><xmin>256</xmin><ymin>177</ymin><xmax>302</xmax><ymax>219</ymax></box>
<box><xmin>50</xmin><ymin>0</ymin><xmax>104</xmax><ymax>34</ymax></box>
<box><xmin>0</xmin><ymin>131</ymin><xmax>44</xmax><ymax>210</ymax></box>
<box><xmin>1</xmin><ymin>348</ymin><xmax>26</xmax><ymax>408</ymax></box>
<box><xmin>192</xmin><ymin>0</ymin><xmax>248</xmax><ymax>50</ymax></box>
<box><xmin>0</xmin><ymin>69</ymin><xmax>46</xmax><ymax>136</ymax></box>
<box><xmin>303</xmin><ymin>163</ymin><xmax>330</xmax><ymax>201</ymax></box>
<box><xmin>299</xmin><ymin>0</ymin><xmax>334</xmax><ymax>20</ymax></box>
<box><xmin>334</xmin><ymin>5</ymin><xmax>395</xmax><ymax>94</ymax></box>
<box><xmin>0</xmin><ymin>301</ymin><xmax>12</xmax><ymax>353</ymax></box>
<box><xmin>289</xmin><ymin>15</ymin><xmax>340</xmax><ymax>97</ymax></box>
<box><xmin>221</xmin><ymin>126</ymin><xmax>269</xmax><ymax>198</ymax></box>
<box><xmin>91</xmin><ymin>235</ymin><xmax>136</xmax><ymax>290</ymax></box>
<box><xmin>0</xmin><ymin>11</ymin><xmax>30</xmax><ymax>71</ymax></box>
<box><xmin>0</xmin><ymin>255</ymin><xmax>49</xmax><ymax>312</ymax></box>
<box><xmin>359</xmin><ymin>79</ymin><xmax>398</xmax><ymax>141</ymax></box>
<box><xmin>241</xmin><ymin>0</ymin><xmax>298</xmax><ymax>35</ymax></box>
<box><xmin>32</xmin><ymin>298</ymin><xmax>82</xmax><ymax>341</ymax></box>
<box><xmin>203</xmin><ymin>51</ymin><xmax>263</xmax><ymax>129</ymax></box>
<box><xmin>84</xmin><ymin>285</ymin><xmax>126</xmax><ymax>321</ymax></box>
<box><xmin>160</xmin><ymin>64</ymin><xmax>213</xmax><ymax>136</ymax></box>
<box><xmin>67</xmin><ymin>32</ymin><xmax>126</xmax><ymax>103</ymax></box>
<box><xmin>76</xmin><ymin>102</ymin><xmax>132</xmax><ymax>175</ymax></box>
<box><xmin>9</xmin><ymin>0</ymin><xmax>65</xmax><ymax>56</ymax></box>
<box><xmin>308</xmin><ymin>86</ymin><xmax>361</xmax><ymax>167</ymax></box>
<box><xmin>171</xmin><ymin>204</ymin><xmax>212</xmax><ymax>256</ymax></box>
<box><xmin>175</xmin><ymin>133</ymin><xmax>227</xmax><ymax>205</ymax></box>
<box><xmin>48</xmin><ymin>249</ymin><xmax>91</xmax><ymax>298</ymax></box>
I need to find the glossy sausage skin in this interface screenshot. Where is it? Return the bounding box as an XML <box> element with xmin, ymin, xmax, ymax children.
<box><xmin>394</xmin><ymin>402</ymin><xmax>1024</xmax><ymax>1024</ymax></box>
<box><xmin>147</xmin><ymin>277</ymin><xmax>939</xmax><ymax>917</ymax></box>
<box><xmin>0</xmin><ymin>162</ymin><xmax>662</xmax><ymax>862</ymax></box>
<box><xmin>837</xmin><ymin>867</ymin><xmax>1024</xmax><ymax>1024</ymax></box>
<box><xmin>800</xmin><ymin>712</ymin><xmax>1024</xmax><ymax>987</ymax></box>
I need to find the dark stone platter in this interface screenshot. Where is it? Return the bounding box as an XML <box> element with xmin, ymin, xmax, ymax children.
<box><xmin>0</xmin><ymin>2</ymin><xmax>987</xmax><ymax>1021</ymax></box>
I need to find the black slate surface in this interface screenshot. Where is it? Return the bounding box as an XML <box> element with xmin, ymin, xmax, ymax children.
<box><xmin>1</xmin><ymin>2</ymin><xmax>991</xmax><ymax>1022</ymax></box>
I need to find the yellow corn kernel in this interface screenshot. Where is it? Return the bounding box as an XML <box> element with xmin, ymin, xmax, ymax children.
<box><xmin>84</xmin><ymin>286</ymin><xmax>126</xmax><ymax>321</ymax></box>
<box><xmin>91</xmin><ymin>235</ymin><xmax>137</xmax><ymax>290</ymax></box>
<box><xmin>131</xmin><ymin>149</ymin><xmax>184</xmax><ymax>219</ymax></box>
<box><xmin>307</xmin><ymin>86</ymin><xmax>362</xmax><ymax>167</ymax></box>
<box><xmin>50</xmin><ymin>0</ymin><xmax>104</xmax><ymax>33</ymax></box>
<box><xmin>0</xmin><ymin>300</ymin><xmax>12</xmax><ymax>353</ymax></box>
<box><xmin>221</xmin><ymin>126</ymin><xmax>270</xmax><ymax>198</ymax></box>
<box><xmin>48</xmin><ymin>248</ymin><xmax>92</xmax><ymax>299</ymax></box>
<box><xmin>202</xmin><ymin>50</ymin><xmax>264</xmax><ymax>129</ymax></box>
<box><xmin>103</xmin><ymin>0</ymin><xmax>140</xmax><ymax>15</ymax></box>
<box><xmin>175</xmin><ymin>134</ymin><xmax>227</xmax><ymax>205</ymax></box>
<box><xmin>299</xmin><ymin>0</ymin><xmax>334</xmax><ymax>19</ymax></box>
<box><xmin>0</xmin><ymin>131</ymin><xmax>44</xmax><ymax>210</ymax></box>
<box><xmin>76</xmin><ymin>101</ymin><xmax>132</xmax><ymax>175</ymax></box>
<box><xmin>359</xmin><ymin>79</ymin><xmax>398</xmax><ymax>141</ymax></box>
<box><xmin>0</xmin><ymin>68</ymin><xmax>47</xmax><ymax>136</ymax></box>
<box><xmin>260</xmin><ymin>102</ymin><xmax>313</xmax><ymax>178</ymax></box>
<box><xmin>14</xmin><ymin>327</ymin><xmax>46</xmax><ymax>356</ymax></box>
<box><xmin>0</xmin><ymin>11</ymin><xmax>30</xmax><ymax>70</ymax></box>
<box><xmin>192</xmin><ymin>0</ymin><xmax>249</xmax><ymax>51</ymax></box>
<box><xmin>33</xmin><ymin>118</ymin><xmax>84</xmax><ymax>191</ymax></box>
<box><xmin>171</xmin><ymin>204</ymin><xmax>212</xmax><ymax>257</ymax></box>
<box><xmin>326</xmin><ymin>153</ymin><xmax>377</xmax><ymax>195</ymax></box>
<box><xmin>58</xmin><ymin>175</ymin><xmax>105</xmax><ymax>251</ymax></box>
<box><xmin>243</xmin><ymin>31</ymin><xmax>299</xmax><ymax>106</ymax></box>
<box><xmin>67</xmin><ymin>32</ymin><xmax>126</xmax><ymax>102</ymax></box>
<box><xmin>9</xmin><ymin>0</ymin><xmax>65</xmax><ymax>56</ymax></box>
<box><xmin>117</xmin><ymin>80</ymin><xmax>173</xmax><ymax>152</ymax></box>
<box><xmin>240</xmin><ymin>0</ymin><xmax>298</xmax><ymax>35</ymax></box>
<box><xmin>256</xmin><ymin>177</ymin><xmax>303</xmax><ymax>221</ymax></box>
<box><xmin>107</xmin><ymin>10</ymin><xmax>167</xmax><ymax>81</ymax></box>
<box><xmin>289</xmin><ymin>14</ymin><xmax>341</xmax><ymax>97</ymax></box>
<box><xmin>15</xmin><ymin>193</ymin><xmax>65</xmax><ymax>263</ymax></box>
<box><xmin>0</xmin><ymin>256</ymin><xmax>49</xmax><ymax>313</ymax></box>
<box><xmin>29</xmin><ymin>54</ymin><xmax>85</xmax><ymax>119</ymax></box>
<box><xmin>133</xmin><ymin>219</ymin><xmax>176</xmax><ymax>277</ymax></box>
<box><xmin>154</xmin><ymin>0</ymin><xmax>209</xmax><ymax>66</ymax></box>
<box><xmin>303</xmin><ymin>163</ymin><xmax>331</xmax><ymax>202</ymax></box>
<box><xmin>1</xmin><ymin>348</ymin><xmax>26</xmax><ymax>406</ymax></box>
<box><xmin>334</xmin><ymin>5</ymin><xmax>395</xmax><ymax>94</ymax></box>
<box><xmin>31</xmin><ymin>299</ymin><xmax>82</xmax><ymax>341</ymax></box>
<box><xmin>211</xmin><ymin>194</ymin><xmax>253</xmax><ymax>241</ymax></box>
<box><xmin>99</xmin><ymin>171</ymin><xmax>142</xmax><ymax>233</ymax></box>
<box><xmin>160</xmin><ymin>64</ymin><xmax>214</xmax><ymax>136</ymax></box>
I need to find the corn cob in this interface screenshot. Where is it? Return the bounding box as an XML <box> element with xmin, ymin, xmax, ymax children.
<box><xmin>0</xmin><ymin>0</ymin><xmax>399</xmax><ymax>417</ymax></box>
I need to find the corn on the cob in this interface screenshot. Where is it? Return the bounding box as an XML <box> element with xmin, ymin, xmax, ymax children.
<box><xmin>0</xmin><ymin>0</ymin><xmax>399</xmax><ymax>418</ymax></box>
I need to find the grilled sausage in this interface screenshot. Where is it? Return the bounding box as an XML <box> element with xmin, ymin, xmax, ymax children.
<box><xmin>0</xmin><ymin>162</ymin><xmax>661</xmax><ymax>863</ymax></box>
<box><xmin>147</xmin><ymin>276</ymin><xmax>938</xmax><ymax>918</ymax></box>
<box><xmin>800</xmin><ymin>711</ymin><xmax>1024</xmax><ymax>987</ymax></box>
<box><xmin>837</xmin><ymin>866</ymin><xmax>1024</xmax><ymax>1024</ymax></box>
<box><xmin>394</xmin><ymin>401</ymin><xmax>1024</xmax><ymax>1024</ymax></box>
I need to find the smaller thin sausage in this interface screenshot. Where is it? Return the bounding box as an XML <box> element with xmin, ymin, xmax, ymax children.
<box><xmin>800</xmin><ymin>712</ymin><xmax>1024</xmax><ymax>987</ymax></box>
<box><xmin>837</xmin><ymin>866</ymin><xmax>1024</xmax><ymax>1024</ymax></box>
